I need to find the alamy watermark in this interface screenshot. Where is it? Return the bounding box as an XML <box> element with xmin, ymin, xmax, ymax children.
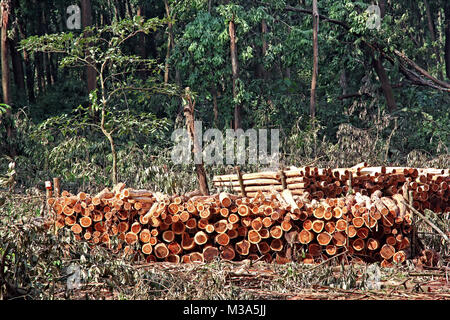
<box><xmin>171</xmin><ymin>122</ymin><xmax>280</xmax><ymax>167</ymax></box>
<box><xmin>66</xmin><ymin>4</ymin><xmax>81</xmax><ymax>30</ymax></box>
<box><xmin>366</xmin><ymin>4</ymin><xmax>381</xmax><ymax>30</ymax></box>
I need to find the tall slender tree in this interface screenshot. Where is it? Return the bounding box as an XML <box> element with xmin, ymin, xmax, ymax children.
<box><xmin>229</xmin><ymin>15</ymin><xmax>241</xmax><ymax>129</ymax></box>
<box><xmin>1</xmin><ymin>0</ymin><xmax>11</xmax><ymax>106</ymax></box>
<box><xmin>310</xmin><ymin>0</ymin><xmax>318</xmax><ymax>121</ymax></box>
<box><xmin>444</xmin><ymin>0</ymin><xmax>450</xmax><ymax>79</ymax></box>
<box><xmin>82</xmin><ymin>0</ymin><xmax>97</xmax><ymax>95</ymax></box>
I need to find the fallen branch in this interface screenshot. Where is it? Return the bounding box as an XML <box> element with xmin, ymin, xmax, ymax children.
<box><xmin>402</xmin><ymin>200</ymin><xmax>449</xmax><ymax>243</ymax></box>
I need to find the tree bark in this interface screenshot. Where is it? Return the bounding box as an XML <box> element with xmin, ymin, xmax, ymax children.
<box><xmin>1</xmin><ymin>0</ymin><xmax>15</xmax><ymax>157</ymax></box>
<box><xmin>211</xmin><ymin>86</ymin><xmax>219</xmax><ymax>128</ymax></box>
<box><xmin>372</xmin><ymin>56</ymin><xmax>397</xmax><ymax>112</ymax></box>
<box><xmin>445</xmin><ymin>1</ymin><xmax>450</xmax><ymax>80</ymax></box>
<box><xmin>34</xmin><ymin>1</ymin><xmax>45</xmax><ymax>95</ymax></box>
<box><xmin>9</xmin><ymin>38</ymin><xmax>25</xmax><ymax>100</ymax></box>
<box><xmin>183</xmin><ymin>87</ymin><xmax>209</xmax><ymax>196</ymax></box>
<box><xmin>163</xmin><ymin>0</ymin><xmax>173</xmax><ymax>85</ymax></box>
<box><xmin>378</xmin><ymin>0</ymin><xmax>386</xmax><ymax>18</ymax></box>
<box><xmin>8</xmin><ymin>1</ymin><xmax>25</xmax><ymax>98</ymax></box>
<box><xmin>229</xmin><ymin>17</ymin><xmax>241</xmax><ymax>129</ymax></box>
<box><xmin>17</xmin><ymin>21</ymin><xmax>35</xmax><ymax>103</ymax></box>
<box><xmin>136</xmin><ymin>5</ymin><xmax>146</xmax><ymax>59</ymax></box>
<box><xmin>261</xmin><ymin>19</ymin><xmax>268</xmax><ymax>81</ymax></box>
<box><xmin>310</xmin><ymin>0</ymin><xmax>318</xmax><ymax>120</ymax></box>
<box><xmin>423</xmin><ymin>0</ymin><xmax>443</xmax><ymax>79</ymax></box>
<box><xmin>1</xmin><ymin>0</ymin><xmax>11</xmax><ymax>105</ymax></box>
<box><xmin>100</xmin><ymin>74</ymin><xmax>118</xmax><ymax>185</ymax></box>
<box><xmin>81</xmin><ymin>0</ymin><xmax>97</xmax><ymax>95</ymax></box>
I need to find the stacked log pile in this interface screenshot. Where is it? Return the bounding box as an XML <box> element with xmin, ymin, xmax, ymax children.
<box><xmin>46</xmin><ymin>179</ymin><xmax>433</xmax><ymax>266</ymax></box>
<box><xmin>213</xmin><ymin>166</ymin><xmax>449</xmax><ymax>215</ymax></box>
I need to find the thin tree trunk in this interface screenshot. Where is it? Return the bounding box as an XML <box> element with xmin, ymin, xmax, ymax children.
<box><xmin>1</xmin><ymin>0</ymin><xmax>15</xmax><ymax>156</ymax></box>
<box><xmin>100</xmin><ymin>75</ymin><xmax>117</xmax><ymax>185</ymax></box>
<box><xmin>444</xmin><ymin>2</ymin><xmax>450</xmax><ymax>79</ymax></box>
<box><xmin>310</xmin><ymin>0</ymin><xmax>318</xmax><ymax>120</ymax></box>
<box><xmin>339</xmin><ymin>69</ymin><xmax>348</xmax><ymax>96</ymax></box>
<box><xmin>81</xmin><ymin>0</ymin><xmax>96</xmax><ymax>95</ymax></box>
<box><xmin>34</xmin><ymin>1</ymin><xmax>45</xmax><ymax>95</ymax></box>
<box><xmin>379</xmin><ymin>0</ymin><xmax>386</xmax><ymax>18</ymax></box>
<box><xmin>125</xmin><ymin>0</ymin><xmax>132</xmax><ymax>18</ymax></box>
<box><xmin>115</xmin><ymin>0</ymin><xmax>125</xmax><ymax>20</ymax></box>
<box><xmin>43</xmin><ymin>51</ymin><xmax>52</xmax><ymax>87</ymax></box>
<box><xmin>229</xmin><ymin>17</ymin><xmax>241</xmax><ymax>129</ymax></box>
<box><xmin>423</xmin><ymin>0</ymin><xmax>443</xmax><ymax>79</ymax></box>
<box><xmin>372</xmin><ymin>5</ymin><xmax>397</xmax><ymax>112</ymax></box>
<box><xmin>1</xmin><ymin>0</ymin><xmax>11</xmax><ymax>105</ymax></box>
<box><xmin>8</xmin><ymin>0</ymin><xmax>25</xmax><ymax>97</ymax></box>
<box><xmin>16</xmin><ymin>21</ymin><xmax>35</xmax><ymax>103</ymax></box>
<box><xmin>211</xmin><ymin>86</ymin><xmax>219</xmax><ymax>128</ymax></box>
<box><xmin>164</xmin><ymin>0</ymin><xmax>173</xmax><ymax>85</ymax></box>
<box><xmin>9</xmin><ymin>36</ymin><xmax>25</xmax><ymax>93</ymax></box>
<box><xmin>261</xmin><ymin>19</ymin><xmax>268</xmax><ymax>80</ymax></box>
<box><xmin>372</xmin><ymin>56</ymin><xmax>397</xmax><ymax>112</ymax></box>
<box><xmin>136</xmin><ymin>5</ymin><xmax>146</xmax><ymax>59</ymax></box>
<box><xmin>49</xmin><ymin>52</ymin><xmax>57</xmax><ymax>84</ymax></box>
<box><xmin>183</xmin><ymin>87</ymin><xmax>209</xmax><ymax>195</ymax></box>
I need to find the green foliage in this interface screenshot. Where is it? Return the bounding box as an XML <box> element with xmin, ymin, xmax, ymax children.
<box><xmin>0</xmin><ymin>0</ymin><xmax>448</xmax><ymax>193</ymax></box>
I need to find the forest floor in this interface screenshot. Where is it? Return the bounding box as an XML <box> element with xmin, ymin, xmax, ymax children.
<box><xmin>54</xmin><ymin>260</ymin><xmax>450</xmax><ymax>300</ymax></box>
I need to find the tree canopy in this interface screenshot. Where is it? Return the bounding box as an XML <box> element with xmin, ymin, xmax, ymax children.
<box><xmin>0</xmin><ymin>0</ymin><xmax>448</xmax><ymax>192</ymax></box>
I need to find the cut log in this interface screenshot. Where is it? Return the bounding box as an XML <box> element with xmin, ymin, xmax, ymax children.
<box><xmin>270</xmin><ymin>238</ymin><xmax>283</xmax><ymax>252</ymax></box>
<box><xmin>325</xmin><ymin>244</ymin><xmax>337</xmax><ymax>256</ymax></box>
<box><xmin>194</xmin><ymin>231</ymin><xmax>208</xmax><ymax>245</ymax></box>
<box><xmin>154</xmin><ymin>243</ymin><xmax>170</xmax><ymax>259</ymax></box>
<box><xmin>162</xmin><ymin>230</ymin><xmax>175</xmax><ymax>243</ymax></box>
<box><xmin>248</xmin><ymin>230</ymin><xmax>262</xmax><ymax>244</ymax></box>
<box><xmin>139</xmin><ymin>229</ymin><xmax>151</xmax><ymax>243</ymax></box>
<box><xmin>203</xmin><ymin>246</ymin><xmax>219</xmax><ymax>262</ymax></box>
<box><xmin>352</xmin><ymin>238</ymin><xmax>365</xmax><ymax>252</ymax></box>
<box><xmin>335</xmin><ymin>219</ymin><xmax>348</xmax><ymax>232</ymax></box>
<box><xmin>332</xmin><ymin>232</ymin><xmax>347</xmax><ymax>247</ymax></box>
<box><xmin>380</xmin><ymin>244</ymin><xmax>396</xmax><ymax>260</ymax></box>
<box><xmin>270</xmin><ymin>225</ymin><xmax>283</xmax><ymax>239</ymax></box>
<box><xmin>298</xmin><ymin>229</ymin><xmax>314</xmax><ymax>244</ymax></box>
<box><xmin>220</xmin><ymin>246</ymin><xmax>236</xmax><ymax>260</ymax></box>
<box><xmin>235</xmin><ymin>239</ymin><xmax>251</xmax><ymax>255</ymax></box>
<box><xmin>311</xmin><ymin>220</ymin><xmax>324</xmax><ymax>233</ymax></box>
<box><xmin>317</xmin><ymin>232</ymin><xmax>332</xmax><ymax>246</ymax></box>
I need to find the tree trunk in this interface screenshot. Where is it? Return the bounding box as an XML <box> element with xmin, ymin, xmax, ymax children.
<box><xmin>261</xmin><ymin>19</ymin><xmax>268</xmax><ymax>81</ymax></box>
<box><xmin>211</xmin><ymin>86</ymin><xmax>219</xmax><ymax>128</ymax></box>
<box><xmin>81</xmin><ymin>0</ymin><xmax>97</xmax><ymax>95</ymax></box>
<box><xmin>164</xmin><ymin>0</ymin><xmax>173</xmax><ymax>85</ymax></box>
<box><xmin>372</xmin><ymin>56</ymin><xmax>397</xmax><ymax>112</ymax></box>
<box><xmin>100</xmin><ymin>76</ymin><xmax>118</xmax><ymax>185</ymax></box>
<box><xmin>229</xmin><ymin>17</ymin><xmax>241</xmax><ymax>129</ymax></box>
<box><xmin>379</xmin><ymin>0</ymin><xmax>386</xmax><ymax>18</ymax></box>
<box><xmin>9</xmin><ymin>36</ymin><xmax>25</xmax><ymax>93</ymax></box>
<box><xmin>183</xmin><ymin>88</ymin><xmax>209</xmax><ymax>196</ymax></box>
<box><xmin>115</xmin><ymin>0</ymin><xmax>125</xmax><ymax>20</ymax></box>
<box><xmin>8</xmin><ymin>1</ymin><xmax>25</xmax><ymax>99</ymax></box>
<box><xmin>444</xmin><ymin>1</ymin><xmax>450</xmax><ymax>80</ymax></box>
<box><xmin>1</xmin><ymin>0</ymin><xmax>15</xmax><ymax>157</ymax></box>
<box><xmin>1</xmin><ymin>0</ymin><xmax>11</xmax><ymax>106</ymax></box>
<box><xmin>136</xmin><ymin>5</ymin><xmax>146</xmax><ymax>59</ymax></box>
<box><xmin>34</xmin><ymin>1</ymin><xmax>45</xmax><ymax>95</ymax></box>
<box><xmin>423</xmin><ymin>0</ymin><xmax>443</xmax><ymax>79</ymax></box>
<box><xmin>310</xmin><ymin>0</ymin><xmax>319</xmax><ymax>120</ymax></box>
<box><xmin>17</xmin><ymin>21</ymin><xmax>35</xmax><ymax>103</ymax></box>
